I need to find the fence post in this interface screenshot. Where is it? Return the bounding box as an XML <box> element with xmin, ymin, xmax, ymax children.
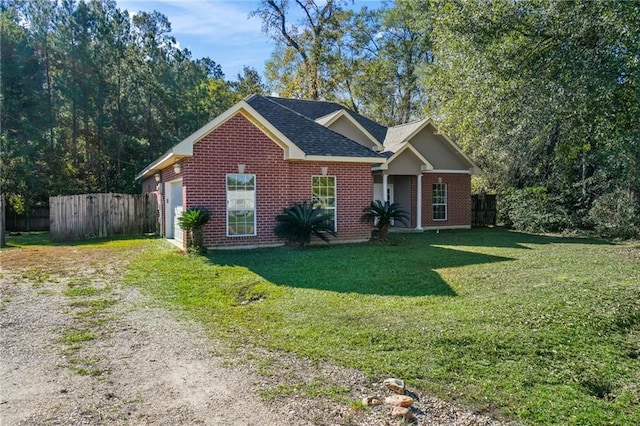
<box><xmin>471</xmin><ymin>194</ymin><xmax>497</xmax><ymax>227</ymax></box>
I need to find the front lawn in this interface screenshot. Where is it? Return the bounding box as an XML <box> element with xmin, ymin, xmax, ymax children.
<box><xmin>126</xmin><ymin>228</ymin><xmax>640</xmax><ymax>424</ymax></box>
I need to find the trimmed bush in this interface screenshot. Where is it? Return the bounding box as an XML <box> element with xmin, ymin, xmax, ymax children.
<box><xmin>178</xmin><ymin>207</ymin><xmax>211</xmax><ymax>253</ymax></box>
<box><xmin>274</xmin><ymin>201</ymin><xmax>336</xmax><ymax>247</ymax></box>
<box><xmin>361</xmin><ymin>200</ymin><xmax>409</xmax><ymax>241</ymax></box>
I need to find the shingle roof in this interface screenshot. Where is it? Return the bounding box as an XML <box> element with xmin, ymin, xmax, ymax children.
<box><xmin>246</xmin><ymin>95</ymin><xmax>385</xmax><ymax>159</ymax></box>
<box><xmin>383</xmin><ymin>119</ymin><xmax>428</xmax><ymax>153</ymax></box>
<box><xmin>265</xmin><ymin>97</ymin><xmax>341</xmax><ymax>119</ymax></box>
<box><xmin>266</xmin><ymin>97</ymin><xmax>388</xmax><ymax>144</ymax></box>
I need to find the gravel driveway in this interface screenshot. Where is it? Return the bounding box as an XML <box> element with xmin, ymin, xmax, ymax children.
<box><xmin>0</xmin><ymin>242</ymin><xmax>512</xmax><ymax>425</ymax></box>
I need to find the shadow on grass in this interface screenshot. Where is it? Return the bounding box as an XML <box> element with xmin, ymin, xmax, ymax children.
<box><xmin>394</xmin><ymin>227</ymin><xmax>610</xmax><ymax>250</ymax></box>
<box><xmin>210</xmin><ymin>236</ymin><xmax>513</xmax><ymax>297</ymax></box>
<box><xmin>3</xmin><ymin>232</ymin><xmax>158</xmax><ymax>248</ymax></box>
<box><xmin>3</xmin><ymin>231</ymin><xmax>52</xmax><ymax>247</ymax></box>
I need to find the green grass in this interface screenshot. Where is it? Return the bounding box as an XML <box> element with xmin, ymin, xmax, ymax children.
<box><xmin>68</xmin><ymin>356</ymin><xmax>104</xmax><ymax>376</ymax></box>
<box><xmin>3</xmin><ymin>231</ymin><xmax>52</xmax><ymax>247</ymax></box>
<box><xmin>125</xmin><ymin>229</ymin><xmax>640</xmax><ymax>425</ymax></box>
<box><xmin>20</xmin><ymin>268</ymin><xmax>54</xmax><ymax>285</ymax></box>
<box><xmin>59</xmin><ymin>328</ymin><xmax>96</xmax><ymax>345</ymax></box>
<box><xmin>64</xmin><ymin>286</ymin><xmax>104</xmax><ymax>297</ymax></box>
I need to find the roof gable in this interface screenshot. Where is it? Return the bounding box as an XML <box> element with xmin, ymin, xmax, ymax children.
<box><xmin>383</xmin><ymin>120</ymin><xmax>428</xmax><ymax>151</ymax></box>
<box><xmin>246</xmin><ymin>95</ymin><xmax>384</xmax><ymax>160</ymax></box>
<box><xmin>136</xmin><ymin>95</ymin><xmax>384</xmax><ymax>180</ymax></box>
<box><xmin>383</xmin><ymin>119</ymin><xmax>481</xmax><ymax>174</ymax></box>
<box><xmin>315</xmin><ymin>110</ymin><xmax>384</xmax><ymax>151</ymax></box>
<box><xmin>375</xmin><ymin>143</ymin><xmax>433</xmax><ymax>172</ymax></box>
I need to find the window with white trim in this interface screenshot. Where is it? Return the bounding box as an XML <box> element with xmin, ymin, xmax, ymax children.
<box><xmin>432</xmin><ymin>183</ymin><xmax>447</xmax><ymax>221</ymax></box>
<box><xmin>312</xmin><ymin>176</ymin><xmax>336</xmax><ymax>231</ymax></box>
<box><xmin>226</xmin><ymin>174</ymin><xmax>256</xmax><ymax>236</ymax></box>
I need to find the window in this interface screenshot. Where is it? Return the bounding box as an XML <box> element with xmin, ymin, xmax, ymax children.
<box><xmin>226</xmin><ymin>174</ymin><xmax>256</xmax><ymax>236</ymax></box>
<box><xmin>433</xmin><ymin>183</ymin><xmax>447</xmax><ymax>221</ymax></box>
<box><xmin>312</xmin><ymin>176</ymin><xmax>336</xmax><ymax>231</ymax></box>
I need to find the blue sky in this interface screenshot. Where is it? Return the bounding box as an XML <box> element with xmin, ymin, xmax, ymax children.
<box><xmin>116</xmin><ymin>0</ymin><xmax>383</xmax><ymax>79</ymax></box>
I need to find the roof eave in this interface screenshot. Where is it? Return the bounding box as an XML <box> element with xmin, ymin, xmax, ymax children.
<box><xmin>303</xmin><ymin>155</ymin><xmax>385</xmax><ymax>163</ymax></box>
<box><xmin>134</xmin><ymin>145</ymin><xmax>193</xmax><ymax>181</ymax></box>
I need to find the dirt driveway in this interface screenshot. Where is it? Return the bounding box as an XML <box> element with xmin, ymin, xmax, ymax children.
<box><xmin>0</xmin><ymin>241</ymin><xmax>508</xmax><ymax>425</ymax></box>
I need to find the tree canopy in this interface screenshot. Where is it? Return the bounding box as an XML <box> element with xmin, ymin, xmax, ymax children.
<box><xmin>2</xmin><ymin>0</ymin><xmax>638</xmax><ymax>236</ymax></box>
<box><xmin>257</xmin><ymin>0</ymin><xmax>639</xmax><ymax>235</ymax></box>
<box><xmin>427</xmin><ymin>0</ymin><xmax>639</xmax><ymax>234</ymax></box>
<box><xmin>0</xmin><ymin>0</ymin><xmax>263</xmax><ymax>214</ymax></box>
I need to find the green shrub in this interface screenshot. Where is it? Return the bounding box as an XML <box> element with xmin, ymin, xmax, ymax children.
<box><xmin>274</xmin><ymin>201</ymin><xmax>336</xmax><ymax>247</ymax></box>
<box><xmin>498</xmin><ymin>186</ymin><xmax>570</xmax><ymax>233</ymax></box>
<box><xmin>587</xmin><ymin>189</ymin><xmax>639</xmax><ymax>239</ymax></box>
<box><xmin>178</xmin><ymin>207</ymin><xmax>211</xmax><ymax>253</ymax></box>
<box><xmin>361</xmin><ymin>200</ymin><xmax>409</xmax><ymax>241</ymax></box>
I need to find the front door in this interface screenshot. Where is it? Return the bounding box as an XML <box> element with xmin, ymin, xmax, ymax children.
<box><xmin>373</xmin><ymin>183</ymin><xmax>394</xmax><ymax>204</ymax></box>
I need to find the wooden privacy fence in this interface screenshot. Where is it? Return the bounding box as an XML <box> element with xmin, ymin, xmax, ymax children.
<box><xmin>472</xmin><ymin>194</ymin><xmax>497</xmax><ymax>226</ymax></box>
<box><xmin>5</xmin><ymin>206</ymin><xmax>50</xmax><ymax>231</ymax></box>
<box><xmin>50</xmin><ymin>193</ymin><xmax>158</xmax><ymax>242</ymax></box>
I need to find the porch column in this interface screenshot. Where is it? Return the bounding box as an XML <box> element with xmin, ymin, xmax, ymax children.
<box><xmin>382</xmin><ymin>174</ymin><xmax>389</xmax><ymax>202</ymax></box>
<box><xmin>416</xmin><ymin>173</ymin><xmax>423</xmax><ymax>230</ymax></box>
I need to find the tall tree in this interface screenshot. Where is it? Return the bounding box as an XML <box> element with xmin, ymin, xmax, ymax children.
<box><xmin>256</xmin><ymin>1</ymin><xmax>432</xmax><ymax>124</ymax></box>
<box><xmin>1</xmin><ymin>0</ymin><xmax>240</xmax><ymax>214</ymax></box>
<box><xmin>22</xmin><ymin>0</ymin><xmax>58</xmax><ymax>148</ymax></box>
<box><xmin>231</xmin><ymin>66</ymin><xmax>266</xmax><ymax>99</ymax></box>
<box><xmin>339</xmin><ymin>1</ymin><xmax>432</xmax><ymax>124</ymax></box>
<box><xmin>0</xmin><ymin>6</ymin><xmax>50</xmax><ymax>213</ymax></box>
<box><xmin>253</xmin><ymin>0</ymin><xmax>350</xmax><ymax>99</ymax></box>
<box><xmin>427</xmin><ymin>0</ymin><xmax>640</xmax><ymax>227</ymax></box>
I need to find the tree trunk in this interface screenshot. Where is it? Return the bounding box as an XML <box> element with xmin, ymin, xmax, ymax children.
<box><xmin>0</xmin><ymin>195</ymin><xmax>6</xmax><ymax>248</ymax></box>
<box><xmin>190</xmin><ymin>228</ymin><xmax>205</xmax><ymax>252</ymax></box>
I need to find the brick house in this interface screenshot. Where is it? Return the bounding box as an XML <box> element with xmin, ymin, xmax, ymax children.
<box><xmin>136</xmin><ymin>95</ymin><xmax>480</xmax><ymax>249</ymax></box>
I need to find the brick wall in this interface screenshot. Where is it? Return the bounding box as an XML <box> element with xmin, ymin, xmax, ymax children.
<box><xmin>138</xmin><ymin>102</ymin><xmax>481</xmax><ymax>245</ymax></box>
<box><xmin>153</xmin><ymin>113</ymin><xmax>373</xmax><ymax>248</ymax></box>
<box><xmin>417</xmin><ymin>173</ymin><xmax>471</xmax><ymax>228</ymax></box>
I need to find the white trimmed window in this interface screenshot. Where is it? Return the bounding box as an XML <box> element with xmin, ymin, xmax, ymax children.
<box><xmin>226</xmin><ymin>174</ymin><xmax>256</xmax><ymax>236</ymax></box>
<box><xmin>433</xmin><ymin>183</ymin><xmax>447</xmax><ymax>221</ymax></box>
<box><xmin>312</xmin><ymin>176</ymin><xmax>336</xmax><ymax>231</ymax></box>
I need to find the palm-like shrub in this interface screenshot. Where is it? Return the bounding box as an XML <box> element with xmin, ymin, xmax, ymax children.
<box><xmin>361</xmin><ymin>200</ymin><xmax>409</xmax><ymax>241</ymax></box>
<box><xmin>275</xmin><ymin>201</ymin><xmax>336</xmax><ymax>247</ymax></box>
<box><xmin>178</xmin><ymin>207</ymin><xmax>211</xmax><ymax>253</ymax></box>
